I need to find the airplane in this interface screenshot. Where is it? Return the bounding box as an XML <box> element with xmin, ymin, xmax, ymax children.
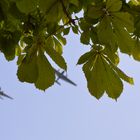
<box><xmin>0</xmin><ymin>88</ymin><xmax>13</xmax><ymax>100</ymax></box>
<box><xmin>54</xmin><ymin>69</ymin><xmax>77</xmax><ymax>86</ymax></box>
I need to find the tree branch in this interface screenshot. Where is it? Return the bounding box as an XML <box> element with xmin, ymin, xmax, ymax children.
<box><xmin>59</xmin><ymin>0</ymin><xmax>75</xmax><ymax>25</ymax></box>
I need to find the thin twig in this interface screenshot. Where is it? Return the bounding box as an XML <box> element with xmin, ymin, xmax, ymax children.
<box><xmin>46</xmin><ymin>20</ymin><xmax>71</xmax><ymax>39</ymax></box>
<box><xmin>59</xmin><ymin>0</ymin><xmax>75</xmax><ymax>25</ymax></box>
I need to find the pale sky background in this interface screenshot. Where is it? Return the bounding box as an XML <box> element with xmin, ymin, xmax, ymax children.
<box><xmin>0</xmin><ymin>25</ymin><xmax>140</xmax><ymax>139</ymax></box>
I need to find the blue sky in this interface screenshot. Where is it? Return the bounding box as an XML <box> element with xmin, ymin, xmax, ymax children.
<box><xmin>0</xmin><ymin>30</ymin><xmax>140</xmax><ymax>140</ymax></box>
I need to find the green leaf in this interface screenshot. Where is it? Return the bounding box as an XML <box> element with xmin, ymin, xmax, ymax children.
<box><xmin>112</xmin><ymin>12</ymin><xmax>134</xmax><ymax>32</ymax></box>
<box><xmin>97</xmin><ymin>16</ymin><xmax>115</xmax><ymax>45</ymax></box>
<box><xmin>87</xmin><ymin>5</ymin><xmax>103</xmax><ymax>19</ymax></box>
<box><xmin>113</xmin><ymin>66</ymin><xmax>134</xmax><ymax>85</ymax></box>
<box><xmin>38</xmin><ymin>0</ymin><xmax>57</xmax><ymax>13</ymax></box>
<box><xmin>80</xmin><ymin>31</ymin><xmax>90</xmax><ymax>45</ymax></box>
<box><xmin>106</xmin><ymin>0</ymin><xmax>122</xmax><ymax>12</ymax></box>
<box><xmin>63</xmin><ymin>27</ymin><xmax>70</xmax><ymax>35</ymax></box>
<box><xmin>17</xmin><ymin>54</ymin><xmax>25</xmax><ymax>65</ymax></box>
<box><xmin>0</xmin><ymin>30</ymin><xmax>21</xmax><ymax>61</ymax></box>
<box><xmin>44</xmin><ymin>1</ymin><xmax>64</xmax><ymax>22</ymax></box>
<box><xmin>9</xmin><ymin>2</ymin><xmax>25</xmax><ymax>20</ymax></box>
<box><xmin>56</xmin><ymin>34</ymin><xmax>67</xmax><ymax>46</ymax></box>
<box><xmin>45</xmin><ymin>41</ymin><xmax>67</xmax><ymax>70</ymax></box>
<box><xmin>132</xmin><ymin>39</ymin><xmax>140</xmax><ymax>61</ymax></box>
<box><xmin>114</xmin><ymin>24</ymin><xmax>134</xmax><ymax>54</ymax></box>
<box><xmin>90</xmin><ymin>28</ymin><xmax>99</xmax><ymax>44</ymax></box>
<box><xmin>129</xmin><ymin>0</ymin><xmax>140</xmax><ymax>6</ymax></box>
<box><xmin>104</xmin><ymin>55</ymin><xmax>134</xmax><ymax>85</ymax></box>
<box><xmin>54</xmin><ymin>37</ymin><xmax>63</xmax><ymax>54</ymax></box>
<box><xmin>35</xmin><ymin>50</ymin><xmax>55</xmax><ymax>90</ymax></box>
<box><xmin>22</xmin><ymin>36</ymin><xmax>33</xmax><ymax>46</ymax></box>
<box><xmin>82</xmin><ymin>50</ymin><xmax>123</xmax><ymax>100</ymax></box>
<box><xmin>72</xmin><ymin>25</ymin><xmax>79</xmax><ymax>34</ymax></box>
<box><xmin>103</xmin><ymin>45</ymin><xmax>119</xmax><ymax>65</ymax></box>
<box><xmin>17</xmin><ymin>54</ymin><xmax>38</xmax><ymax>83</ymax></box>
<box><xmin>16</xmin><ymin>0</ymin><xmax>38</xmax><ymax>14</ymax></box>
<box><xmin>101</xmin><ymin>56</ymin><xmax>123</xmax><ymax>99</ymax></box>
<box><xmin>45</xmin><ymin>36</ymin><xmax>54</xmax><ymax>48</ymax></box>
<box><xmin>0</xmin><ymin>39</ymin><xmax>16</xmax><ymax>60</ymax></box>
<box><xmin>77</xmin><ymin>51</ymin><xmax>93</xmax><ymax>65</ymax></box>
<box><xmin>83</xmin><ymin>55</ymin><xmax>105</xmax><ymax>99</ymax></box>
<box><xmin>69</xmin><ymin>0</ymin><xmax>79</xmax><ymax>7</ymax></box>
<box><xmin>79</xmin><ymin>19</ymin><xmax>91</xmax><ymax>31</ymax></box>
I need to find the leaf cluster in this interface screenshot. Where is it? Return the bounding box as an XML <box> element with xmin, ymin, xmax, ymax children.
<box><xmin>0</xmin><ymin>0</ymin><xmax>140</xmax><ymax>100</ymax></box>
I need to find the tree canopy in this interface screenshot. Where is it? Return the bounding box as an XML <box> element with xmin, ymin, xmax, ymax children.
<box><xmin>0</xmin><ymin>0</ymin><xmax>140</xmax><ymax>100</ymax></box>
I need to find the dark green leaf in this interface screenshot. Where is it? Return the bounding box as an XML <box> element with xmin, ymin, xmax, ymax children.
<box><xmin>72</xmin><ymin>25</ymin><xmax>79</xmax><ymax>34</ymax></box>
<box><xmin>87</xmin><ymin>6</ymin><xmax>103</xmax><ymax>19</ymax></box>
<box><xmin>106</xmin><ymin>0</ymin><xmax>122</xmax><ymax>12</ymax></box>
<box><xmin>80</xmin><ymin>31</ymin><xmax>90</xmax><ymax>45</ymax></box>
<box><xmin>132</xmin><ymin>39</ymin><xmax>140</xmax><ymax>61</ymax></box>
<box><xmin>16</xmin><ymin>0</ymin><xmax>38</xmax><ymax>14</ymax></box>
<box><xmin>63</xmin><ymin>27</ymin><xmax>70</xmax><ymax>35</ymax></box>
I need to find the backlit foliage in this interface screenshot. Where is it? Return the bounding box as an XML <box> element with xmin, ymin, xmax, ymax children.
<box><xmin>0</xmin><ymin>0</ymin><xmax>140</xmax><ymax>100</ymax></box>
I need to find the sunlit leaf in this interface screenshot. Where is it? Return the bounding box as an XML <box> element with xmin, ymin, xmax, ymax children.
<box><xmin>102</xmin><ymin>56</ymin><xmax>123</xmax><ymax>99</ymax></box>
<box><xmin>17</xmin><ymin>54</ymin><xmax>38</xmax><ymax>83</ymax></box>
<box><xmin>45</xmin><ymin>40</ymin><xmax>67</xmax><ymax>70</ymax></box>
<box><xmin>104</xmin><ymin>55</ymin><xmax>134</xmax><ymax>85</ymax></box>
<box><xmin>81</xmin><ymin>49</ymin><xmax>123</xmax><ymax>100</ymax></box>
<box><xmin>97</xmin><ymin>16</ymin><xmax>115</xmax><ymax>45</ymax></box>
<box><xmin>35</xmin><ymin>50</ymin><xmax>55</xmax><ymax>90</ymax></box>
<box><xmin>53</xmin><ymin>37</ymin><xmax>63</xmax><ymax>54</ymax></box>
<box><xmin>0</xmin><ymin>0</ymin><xmax>139</xmax><ymax>99</ymax></box>
<box><xmin>83</xmin><ymin>55</ymin><xmax>105</xmax><ymax>99</ymax></box>
<box><xmin>77</xmin><ymin>51</ymin><xmax>94</xmax><ymax>65</ymax></box>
